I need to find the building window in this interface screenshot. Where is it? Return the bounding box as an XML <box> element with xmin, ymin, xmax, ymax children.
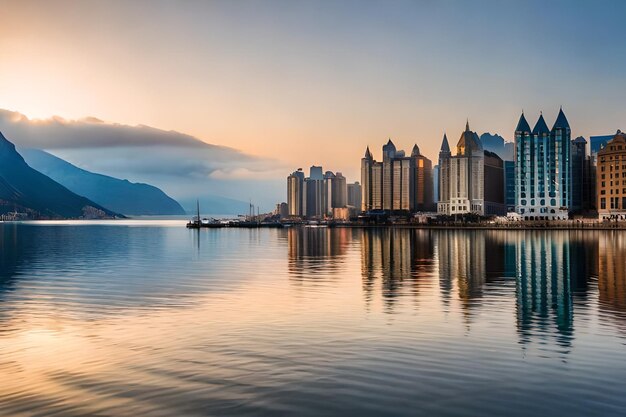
<box><xmin>601</xmin><ymin>198</ymin><xmax>606</xmax><ymax>209</ymax></box>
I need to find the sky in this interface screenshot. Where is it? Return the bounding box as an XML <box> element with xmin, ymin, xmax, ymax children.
<box><xmin>1</xmin><ymin>0</ymin><xmax>626</xmax><ymax>196</ymax></box>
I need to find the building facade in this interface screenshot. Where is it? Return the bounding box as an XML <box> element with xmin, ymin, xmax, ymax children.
<box><xmin>323</xmin><ymin>171</ymin><xmax>348</xmax><ymax>216</ymax></box>
<box><xmin>361</xmin><ymin>140</ymin><xmax>434</xmax><ymax>213</ymax></box>
<box><xmin>514</xmin><ymin>109</ymin><xmax>571</xmax><ymax>220</ymax></box>
<box><xmin>304</xmin><ymin>175</ymin><xmax>325</xmax><ymax>219</ymax></box>
<box><xmin>571</xmin><ymin>136</ymin><xmax>586</xmax><ymax>212</ymax></box>
<box><xmin>438</xmin><ymin>122</ymin><xmax>485</xmax><ymax>216</ymax></box>
<box><xmin>288</xmin><ymin>166</ymin><xmax>352</xmax><ymax>220</ymax></box>
<box><xmin>484</xmin><ymin>150</ymin><xmax>506</xmax><ymax>216</ymax></box>
<box><xmin>571</xmin><ymin>136</ymin><xmax>596</xmax><ymax>213</ymax></box>
<box><xmin>347</xmin><ymin>182</ymin><xmax>362</xmax><ymax>213</ymax></box>
<box><xmin>504</xmin><ymin>160</ymin><xmax>516</xmax><ymax>212</ymax></box>
<box><xmin>287</xmin><ymin>168</ymin><xmax>305</xmax><ymax>217</ymax></box>
<box><xmin>597</xmin><ymin>130</ymin><xmax>626</xmax><ymax>220</ymax></box>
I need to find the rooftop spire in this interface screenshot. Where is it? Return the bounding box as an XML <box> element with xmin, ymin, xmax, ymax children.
<box><xmin>515</xmin><ymin>112</ymin><xmax>531</xmax><ymax>133</ymax></box>
<box><xmin>552</xmin><ymin>107</ymin><xmax>570</xmax><ymax>130</ymax></box>
<box><xmin>532</xmin><ymin>113</ymin><xmax>549</xmax><ymax>135</ymax></box>
<box><xmin>364</xmin><ymin>146</ymin><xmax>372</xmax><ymax>159</ymax></box>
<box><xmin>465</xmin><ymin>119</ymin><xmax>470</xmax><ymax>132</ymax></box>
<box><xmin>411</xmin><ymin>143</ymin><xmax>421</xmax><ymax>157</ymax></box>
<box><xmin>440</xmin><ymin>133</ymin><xmax>450</xmax><ymax>154</ymax></box>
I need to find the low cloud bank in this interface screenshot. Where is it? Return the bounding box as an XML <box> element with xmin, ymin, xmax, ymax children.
<box><xmin>0</xmin><ymin>109</ymin><xmax>286</xmax><ymax>211</ymax></box>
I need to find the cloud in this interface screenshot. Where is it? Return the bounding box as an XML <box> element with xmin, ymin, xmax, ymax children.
<box><xmin>0</xmin><ymin>109</ymin><xmax>288</xmax><ymax>211</ymax></box>
<box><xmin>0</xmin><ymin>109</ymin><xmax>224</xmax><ymax>149</ymax></box>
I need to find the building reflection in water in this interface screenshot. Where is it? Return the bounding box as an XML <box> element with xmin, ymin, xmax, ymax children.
<box><xmin>286</xmin><ymin>227</ymin><xmax>626</xmax><ymax>347</ymax></box>
<box><xmin>287</xmin><ymin>226</ymin><xmax>356</xmax><ymax>282</ymax></box>
<box><xmin>360</xmin><ymin>229</ymin><xmax>435</xmax><ymax>312</ymax></box>
<box><xmin>512</xmin><ymin>231</ymin><xmax>597</xmax><ymax>350</ymax></box>
<box><xmin>598</xmin><ymin>232</ymin><xmax>626</xmax><ymax>334</ymax></box>
<box><xmin>435</xmin><ymin>230</ymin><xmax>486</xmax><ymax>315</ymax></box>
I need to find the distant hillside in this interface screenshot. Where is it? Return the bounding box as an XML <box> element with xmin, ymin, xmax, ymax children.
<box><xmin>480</xmin><ymin>133</ymin><xmax>514</xmax><ymax>161</ymax></box>
<box><xmin>0</xmin><ymin>131</ymin><xmax>118</xmax><ymax>219</ymax></box>
<box><xmin>20</xmin><ymin>148</ymin><xmax>185</xmax><ymax>216</ymax></box>
<box><xmin>178</xmin><ymin>195</ymin><xmax>254</xmax><ymax>216</ymax></box>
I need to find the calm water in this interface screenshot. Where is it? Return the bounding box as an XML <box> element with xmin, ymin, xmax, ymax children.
<box><xmin>1</xmin><ymin>222</ymin><xmax>625</xmax><ymax>416</ymax></box>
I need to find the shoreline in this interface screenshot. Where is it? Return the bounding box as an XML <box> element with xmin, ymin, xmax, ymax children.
<box><xmin>331</xmin><ymin>223</ymin><xmax>626</xmax><ymax>231</ymax></box>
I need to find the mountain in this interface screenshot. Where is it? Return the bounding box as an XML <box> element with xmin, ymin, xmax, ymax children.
<box><xmin>20</xmin><ymin>148</ymin><xmax>185</xmax><ymax>216</ymax></box>
<box><xmin>0</xmin><ymin>109</ymin><xmax>285</xmax><ymax>212</ymax></box>
<box><xmin>480</xmin><ymin>133</ymin><xmax>514</xmax><ymax>161</ymax></box>
<box><xmin>0</xmin><ymin>131</ymin><xmax>118</xmax><ymax>219</ymax></box>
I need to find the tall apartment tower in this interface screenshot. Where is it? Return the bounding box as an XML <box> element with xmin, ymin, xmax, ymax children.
<box><xmin>361</xmin><ymin>140</ymin><xmax>433</xmax><ymax>213</ymax></box>
<box><xmin>382</xmin><ymin>139</ymin><xmax>397</xmax><ymax>210</ymax></box>
<box><xmin>437</xmin><ymin>134</ymin><xmax>451</xmax><ymax>214</ymax></box>
<box><xmin>411</xmin><ymin>144</ymin><xmax>435</xmax><ymax>212</ymax></box>
<box><xmin>304</xmin><ymin>165</ymin><xmax>326</xmax><ymax>219</ymax></box>
<box><xmin>597</xmin><ymin>130</ymin><xmax>626</xmax><ymax>220</ymax></box>
<box><xmin>333</xmin><ymin>172</ymin><xmax>348</xmax><ymax>209</ymax></box>
<box><xmin>323</xmin><ymin>171</ymin><xmax>336</xmax><ymax>216</ymax></box>
<box><xmin>571</xmin><ymin>136</ymin><xmax>586</xmax><ymax>212</ymax></box>
<box><xmin>287</xmin><ymin>168</ymin><xmax>305</xmax><ymax>217</ymax></box>
<box><xmin>437</xmin><ymin>121</ymin><xmax>485</xmax><ymax>216</ymax></box>
<box><xmin>323</xmin><ymin>171</ymin><xmax>348</xmax><ymax>216</ymax></box>
<box><xmin>347</xmin><ymin>182</ymin><xmax>362</xmax><ymax>213</ymax></box>
<box><xmin>361</xmin><ymin>147</ymin><xmax>383</xmax><ymax>211</ymax></box>
<box><xmin>514</xmin><ymin>108</ymin><xmax>571</xmax><ymax>220</ymax></box>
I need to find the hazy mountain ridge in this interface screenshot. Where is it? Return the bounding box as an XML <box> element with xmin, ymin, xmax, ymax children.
<box><xmin>0</xmin><ymin>109</ymin><xmax>285</xmax><ymax>212</ymax></box>
<box><xmin>0</xmin><ymin>131</ymin><xmax>119</xmax><ymax>219</ymax></box>
<box><xmin>20</xmin><ymin>148</ymin><xmax>186</xmax><ymax>216</ymax></box>
<box><xmin>479</xmin><ymin>132</ymin><xmax>514</xmax><ymax>161</ymax></box>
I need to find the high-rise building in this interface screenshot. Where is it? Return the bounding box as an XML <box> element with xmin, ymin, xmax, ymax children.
<box><xmin>514</xmin><ymin>108</ymin><xmax>571</xmax><ymax>220</ymax></box>
<box><xmin>433</xmin><ymin>164</ymin><xmax>439</xmax><ymax>204</ymax></box>
<box><xmin>504</xmin><ymin>160</ymin><xmax>516</xmax><ymax>212</ymax></box>
<box><xmin>597</xmin><ymin>130</ymin><xmax>626</xmax><ymax>220</ymax></box>
<box><xmin>287</xmin><ymin>168</ymin><xmax>305</xmax><ymax>217</ymax></box>
<box><xmin>304</xmin><ymin>165</ymin><xmax>326</xmax><ymax>219</ymax></box>
<box><xmin>347</xmin><ymin>182</ymin><xmax>362</xmax><ymax>213</ymax></box>
<box><xmin>323</xmin><ymin>171</ymin><xmax>348</xmax><ymax>216</ymax></box>
<box><xmin>289</xmin><ymin>166</ymin><xmax>352</xmax><ymax>219</ymax></box>
<box><xmin>584</xmin><ymin>153</ymin><xmax>597</xmax><ymax>213</ymax></box>
<box><xmin>361</xmin><ymin>140</ymin><xmax>433</xmax><ymax>213</ymax></box>
<box><xmin>437</xmin><ymin>134</ymin><xmax>451</xmax><ymax>213</ymax></box>
<box><xmin>484</xmin><ymin>151</ymin><xmax>506</xmax><ymax>216</ymax></box>
<box><xmin>571</xmin><ymin>136</ymin><xmax>596</xmax><ymax>213</ymax></box>
<box><xmin>323</xmin><ymin>171</ymin><xmax>336</xmax><ymax>216</ymax></box>
<box><xmin>275</xmin><ymin>202</ymin><xmax>289</xmax><ymax>219</ymax></box>
<box><xmin>411</xmin><ymin>144</ymin><xmax>435</xmax><ymax>211</ymax></box>
<box><xmin>361</xmin><ymin>147</ymin><xmax>382</xmax><ymax>211</ymax></box>
<box><xmin>437</xmin><ymin>122</ymin><xmax>485</xmax><ymax>215</ymax></box>
<box><xmin>333</xmin><ymin>172</ymin><xmax>347</xmax><ymax>209</ymax></box>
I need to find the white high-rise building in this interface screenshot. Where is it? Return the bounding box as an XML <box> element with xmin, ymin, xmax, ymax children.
<box><xmin>437</xmin><ymin>121</ymin><xmax>485</xmax><ymax>216</ymax></box>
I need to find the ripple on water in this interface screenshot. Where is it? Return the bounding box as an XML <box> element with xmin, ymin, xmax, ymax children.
<box><xmin>0</xmin><ymin>225</ymin><xmax>625</xmax><ymax>416</ymax></box>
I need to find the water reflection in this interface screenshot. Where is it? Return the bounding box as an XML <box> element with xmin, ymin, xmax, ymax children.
<box><xmin>287</xmin><ymin>227</ymin><xmax>355</xmax><ymax>282</ymax></box>
<box><xmin>360</xmin><ymin>229</ymin><xmax>436</xmax><ymax>312</ymax></box>
<box><xmin>0</xmin><ymin>223</ymin><xmax>232</xmax><ymax>326</ymax></box>
<box><xmin>286</xmin><ymin>227</ymin><xmax>626</xmax><ymax>344</ymax></box>
<box><xmin>598</xmin><ymin>232</ymin><xmax>626</xmax><ymax>334</ymax></box>
<box><xmin>1</xmin><ymin>224</ymin><xmax>626</xmax><ymax>416</ymax></box>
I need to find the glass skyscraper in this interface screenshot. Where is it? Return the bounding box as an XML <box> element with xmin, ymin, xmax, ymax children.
<box><xmin>514</xmin><ymin>108</ymin><xmax>571</xmax><ymax>220</ymax></box>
